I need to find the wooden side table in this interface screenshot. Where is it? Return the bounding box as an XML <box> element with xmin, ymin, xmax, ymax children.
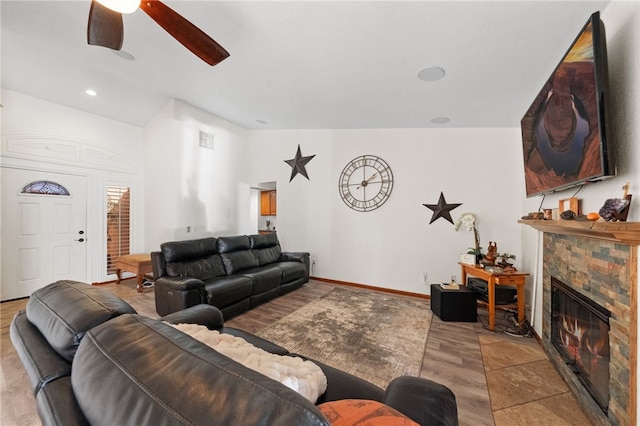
<box><xmin>459</xmin><ymin>263</ymin><xmax>528</xmax><ymax>331</ymax></box>
<box><xmin>116</xmin><ymin>254</ymin><xmax>153</xmax><ymax>293</ymax></box>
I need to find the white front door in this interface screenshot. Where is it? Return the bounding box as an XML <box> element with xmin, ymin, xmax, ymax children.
<box><xmin>1</xmin><ymin>168</ymin><xmax>88</xmax><ymax>300</ymax></box>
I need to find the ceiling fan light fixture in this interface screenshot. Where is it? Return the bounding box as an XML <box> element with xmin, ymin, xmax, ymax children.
<box><xmin>97</xmin><ymin>0</ymin><xmax>140</xmax><ymax>14</ymax></box>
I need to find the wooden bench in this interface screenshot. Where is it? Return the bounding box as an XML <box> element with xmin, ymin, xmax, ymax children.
<box><xmin>115</xmin><ymin>254</ymin><xmax>153</xmax><ymax>293</ymax></box>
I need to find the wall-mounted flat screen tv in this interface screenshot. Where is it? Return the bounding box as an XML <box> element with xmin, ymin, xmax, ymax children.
<box><xmin>521</xmin><ymin>12</ymin><xmax>614</xmax><ymax>197</ymax></box>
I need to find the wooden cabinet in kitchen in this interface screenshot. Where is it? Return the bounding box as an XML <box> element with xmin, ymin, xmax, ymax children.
<box><xmin>260</xmin><ymin>190</ymin><xmax>277</xmax><ymax>215</ymax></box>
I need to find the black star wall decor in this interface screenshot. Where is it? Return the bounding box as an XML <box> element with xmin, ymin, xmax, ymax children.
<box><xmin>423</xmin><ymin>192</ymin><xmax>462</xmax><ymax>224</ymax></box>
<box><xmin>284</xmin><ymin>144</ymin><xmax>316</xmax><ymax>182</ymax></box>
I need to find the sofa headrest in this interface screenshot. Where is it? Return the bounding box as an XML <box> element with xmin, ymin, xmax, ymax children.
<box><xmin>250</xmin><ymin>234</ymin><xmax>282</xmax><ymax>266</ymax></box>
<box><xmin>250</xmin><ymin>233</ymin><xmax>279</xmax><ymax>249</ymax></box>
<box><xmin>161</xmin><ymin>237</ymin><xmax>218</xmax><ymax>263</ymax></box>
<box><xmin>217</xmin><ymin>235</ymin><xmax>251</xmax><ymax>253</ymax></box>
<box><xmin>73</xmin><ymin>315</ymin><xmax>329</xmax><ymax>426</ymax></box>
<box><xmin>26</xmin><ymin>280</ymin><xmax>136</xmax><ymax>362</ymax></box>
<box><xmin>166</xmin><ymin>255</ymin><xmax>227</xmax><ymax>280</ymax></box>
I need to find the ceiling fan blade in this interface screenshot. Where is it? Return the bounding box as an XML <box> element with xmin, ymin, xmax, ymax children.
<box><xmin>139</xmin><ymin>0</ymin><xmax>229</xmax><ymax>66</ymax></box>
<box><xmin>87</xmin><ymin>0</ymin><xmax>124</xmax><ymax>50</ymax></box>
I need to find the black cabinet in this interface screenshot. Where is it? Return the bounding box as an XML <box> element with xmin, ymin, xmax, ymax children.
<box><xmin>430</xmin><ymin>284</ymin><xmax>477</xmax><ymax>322</ymax></box>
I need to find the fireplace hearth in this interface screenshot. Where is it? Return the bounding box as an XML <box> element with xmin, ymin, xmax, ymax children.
<box><xmin>539</xmin><ymin>232</ymin><xmax>635</xmax><ymax>426</ymax></box>
<box><xmin>551</xmin><ymin>276</ymin><xmax>611</xmax><ymax>413</ymax></box>
<box><xmin>520</xmin><ymin>220</ymin><xmax>638</xmax><ymax>425</ymax></box>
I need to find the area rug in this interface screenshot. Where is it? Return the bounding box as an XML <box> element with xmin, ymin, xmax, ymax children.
<box><xmin>256</xmin><ymin>287</ymin><xmax>431</xmax><ymax>388</ymax></box>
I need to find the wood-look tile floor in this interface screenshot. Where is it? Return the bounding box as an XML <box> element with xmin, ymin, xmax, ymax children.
<box><xmin>0</xmin><ymin>279</ymin><xmax>591</xmax><ymax>426</ymax></box>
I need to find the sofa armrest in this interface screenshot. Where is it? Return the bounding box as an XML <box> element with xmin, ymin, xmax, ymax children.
<box><xmin>280</xmin><ymin>251</ymin><xmax>309</xmax><ymax>263</ymax></box>
<box><xmin>382</xmin><ymin>376</ymin><xmax>458</xmax><ymax>426</ymax></box>
<box><xmin>10</xmin><ymin>310</ymin><xmax>72</xmax><ymax>394</ymax></box>
<box><xmin>154</xmin><ymin>276</ymin><xmax>205</xmax><ymax>291</ymax></box>
<box><xmin>154</xmin><ymin>277</ymin><xmax>207</xmax><ymax>316</ymax></box>
<box><xmin>280</xmin><ymin>252</ymin><xmax>310</xmax><ymax>280</ymax></box>
<box><xmin>160</xmin><ymin>304</ymin><xmax>224</xmax><ymax>330</ymax></box>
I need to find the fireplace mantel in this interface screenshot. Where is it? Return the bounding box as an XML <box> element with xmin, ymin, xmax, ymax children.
<box><xmin>519</xmin><ymin>219</ymin><xmax>640</xmax><ymax>245</ymax></box>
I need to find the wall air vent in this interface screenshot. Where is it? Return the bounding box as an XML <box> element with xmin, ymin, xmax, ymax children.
<box><xmin>199</xmin><ymin>131</ymin><xmax>214</xmax><ymax>150</ymax></box>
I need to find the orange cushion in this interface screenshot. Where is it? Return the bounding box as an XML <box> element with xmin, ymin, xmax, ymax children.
<box><xmin>318</xmin><ymin>399</ymin><xmax>419</xmax><ymax>426</ymax></box>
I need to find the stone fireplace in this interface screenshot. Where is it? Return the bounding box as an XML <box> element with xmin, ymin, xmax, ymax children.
<box><xmin>551</xmin><ymin>276</ymin><xmax>611</xmax><ymax>413</ymax></box>
<box><xmin>521</xmin><ymin>220</ymin><xmax>639</xmax><ymax>426</ymax></box>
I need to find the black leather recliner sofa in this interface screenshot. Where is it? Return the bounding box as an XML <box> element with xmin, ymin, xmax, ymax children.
<box><xmin>11</xmin><ymin>280</ymin><xmax>459</xmax><ymax>426</ymax></box>
<box><xmin>152</xmin><ymin>233</ymin><xmax>309</xmax><ymax>318</ymax></box>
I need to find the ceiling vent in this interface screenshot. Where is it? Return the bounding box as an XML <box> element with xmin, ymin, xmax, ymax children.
<box><xmin>199</xmin><ymin>131</ymin><xmax>214</xmax><ymax>150</ymax></box>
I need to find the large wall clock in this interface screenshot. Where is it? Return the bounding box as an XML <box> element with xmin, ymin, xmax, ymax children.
<box><xmin>338</xmin><ymin>155</ymin><xmax>394</xmax><ymax>212</ymax></box>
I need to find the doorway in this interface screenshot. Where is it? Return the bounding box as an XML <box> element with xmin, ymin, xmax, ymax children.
<box><xmin>255</xmin><ymin>181</ymin><xmax>277</xmax><ymax>233</ymax></box>
<box><xmin>1</xmin><ymin>167</ymin><xmax>88</xmax><ymax>300</ymax></box>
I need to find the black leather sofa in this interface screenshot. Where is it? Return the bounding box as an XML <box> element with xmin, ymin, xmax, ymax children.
<box><xmin>152</xmin><ymin>233</ymin><xmax>309</xmax><ymax>318</ymax></box>
<box><xmin>11</xmin><ymin>280</ymin><xmax>459</xmax><ymax>426</ymax></box>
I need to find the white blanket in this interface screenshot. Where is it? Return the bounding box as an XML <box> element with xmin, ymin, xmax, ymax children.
<box><xmin>168</xmin><ymin>323</ymin><xmax>327</xmax><ymax>403</ymax></box>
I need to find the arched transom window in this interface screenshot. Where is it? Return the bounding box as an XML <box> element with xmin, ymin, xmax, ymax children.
<box><xmin>21</xmin><ymin>180</ymin><xmax>70</xmax><ymax>196</ymax></box>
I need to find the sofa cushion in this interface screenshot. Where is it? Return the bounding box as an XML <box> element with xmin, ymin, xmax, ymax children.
<box><xmin>204</xmin><ymin>276</ymin><xmax>253</xmax><ymax>308</ymax></box>
<box><xmin>72</xmin><ymin>315</ymin><xmax>330</xmax><ymax>426</ymax></box>
<box><xmin>254</xmin><ymin>245</ymin><xmax>282</xmax><ymax>266</ymax></box>
<box><xmin>166</xmin><ymin>254</ymin><xmax>226</xmax><ymax>280</ymax></box>
<box><xmin>26</xmin><ymin>280</ymin><xmax>136</xmax><ymax>362</ymax></box>
<box><xmin>161</xmin><ymin>237</ymin><xmax>218</xmax><ymax>263</ymax></box>
<box><xmin>220</xmin><ymin>251</ymin><xmax>259</xmax><ymax>275</ymax></box>
<box><xmin>241</xmin><ymin>266</ymin><xmax>283</xmax><ymax>295</ymax></box>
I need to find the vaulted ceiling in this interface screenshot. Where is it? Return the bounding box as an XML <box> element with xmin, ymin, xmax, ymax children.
<box><xmin>1</xmin><ymin>1</ymin><xmax>609</xmax><ymax>129</ymax></box>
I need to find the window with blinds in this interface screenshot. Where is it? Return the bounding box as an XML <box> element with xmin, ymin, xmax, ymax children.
<box><xmin>106</xmin><ymin>186</ymin><xmax>131</xmax><ymax>275</ymax></box>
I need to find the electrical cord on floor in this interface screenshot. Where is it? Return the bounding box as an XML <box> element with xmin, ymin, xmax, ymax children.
<box><xmin>477</xmin><ymin>313</ymin><xmax>511</xmax><ymax>333</ymax></box>
<box><xmin>477</xmin><ymin>309</ymin><xmax>533</xmax><ymax>337</ymax></box>
<box><xmin>503</xmin><ymin>309</ymin><xmax>533</xmax><ymax>337</ymax></box>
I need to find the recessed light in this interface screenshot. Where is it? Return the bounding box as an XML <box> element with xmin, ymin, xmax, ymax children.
<box><xmin>431</xmin><ymin>117</ymin><xmax>450</xmax><ymax>124</ymax></box>
<box><xmin>417</xmin><ymin>66</ymin><xmax>445</xmax><ymax>82</ymax></box>
<box><xmin>85</xmin><ymin>89</ymin><xmax>97</xmax><ymax>96</ymax></box>
<box><xmin>111</xmin><ymin>50</ymin><xmax>135</xmax><ymax>61</ymax></box>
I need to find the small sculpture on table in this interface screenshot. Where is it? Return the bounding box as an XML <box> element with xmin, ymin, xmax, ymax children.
<box><xmin>481</xmin><ymin>241</ymin><xmax>498</xmax><ymax>267</ymax></box>
<box><xmin>497</xmin><ymin>253</ymin><xmax>517</xmax><ymax>272</ymax></box>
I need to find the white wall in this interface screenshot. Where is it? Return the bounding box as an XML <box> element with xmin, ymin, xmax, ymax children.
<box><xmin>0</xmin><ymin>89</ymin><xmax>145</xmax><ymax>284</ymax></box>
<box><xmin>143</xmin><ymin>100</ymin><xmax>250</xmax><ymax>251</ymax></box>
<box><xmin>245</xmin><ymin>128</ymin><xmax>524</xmax><ymax>295</ymax></box>
<box><xmin>519</xmin><ymin>0</ymin><xmax>640</xmax><ymax>335</ymax></box>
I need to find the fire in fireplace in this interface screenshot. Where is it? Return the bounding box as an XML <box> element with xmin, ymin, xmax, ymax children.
<box><xmin>550</xmin><ymin>277</ymin><xmax>611</xmax><ymax>413</ymax></box>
